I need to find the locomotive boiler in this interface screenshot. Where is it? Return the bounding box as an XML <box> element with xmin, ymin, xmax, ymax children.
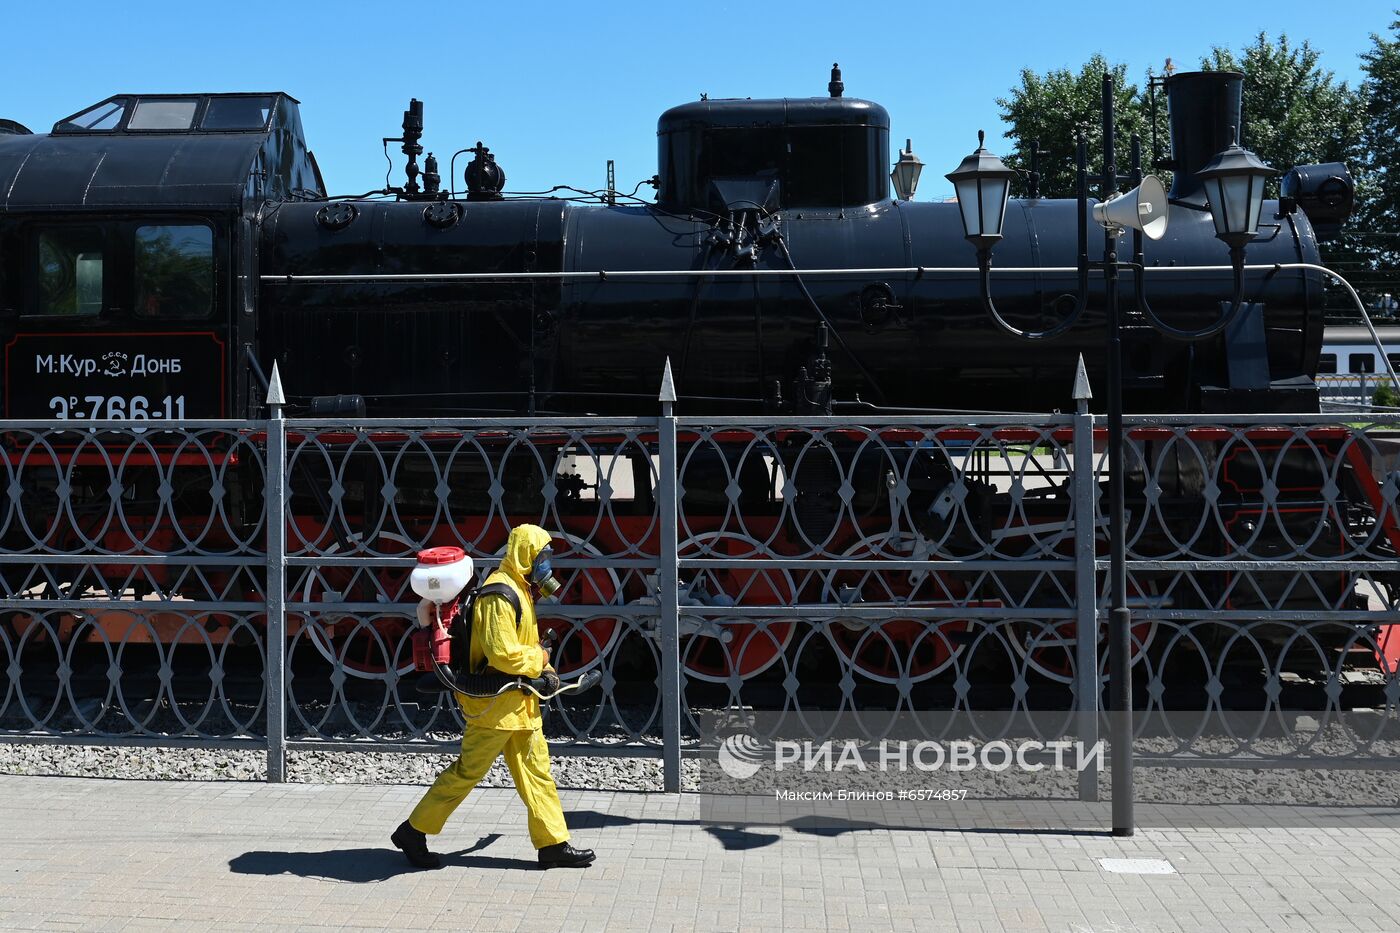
<box><xmin>255</xmin><ymin>71</ymin><xmax>1338</xmax><ymax>420</ymax></box>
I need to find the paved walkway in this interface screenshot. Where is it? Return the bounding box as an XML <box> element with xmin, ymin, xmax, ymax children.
<box><xmin>0</xmin><ymin>774</ymin><xmax>1396</xmax><ymax>932</ymax></box>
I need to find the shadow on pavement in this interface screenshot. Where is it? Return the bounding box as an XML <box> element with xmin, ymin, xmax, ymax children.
<box><xmin>568</xmin><ymin>808</ymin><xmax>1110</xmax><ymax>844</ymax></box>
<box><xmin>228</xmin><ymin>805</ymin><xmax>1119</xmax><ymax>881</ymax></box>
<box><xmin>704</xmin><ymin>826</ymin><xmax>783</xmax><ymax>850</ymax></box>
<box><xmin>229</xmin><ymin>832</ymin><xmax>528</xmax><ymax>881</ymax></box>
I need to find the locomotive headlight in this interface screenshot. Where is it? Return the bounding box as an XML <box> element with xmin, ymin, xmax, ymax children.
<box><xmin>1197</xmin><ymin>135</ymin><xmax>1276</xmax><ymax>249</ymax></box>
<box><xmin>945</xmin><ymin>130</ymin><xmax>1018</xmax><ymax>252</ymax></box>
<box><xmin>891</xmin><ymin>138</ymin><xmax>925</xmax><ymax>201</ymax></box>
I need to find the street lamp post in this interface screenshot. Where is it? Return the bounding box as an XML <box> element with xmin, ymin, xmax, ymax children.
<box><xmin>948</xmin><ymin>73</ymin><xmax>1274</xmax><ymax>836</ymax></box>
<box><xmin>1099</xmin><ymin>83</ymin><xmax>1133</xmax><ymax>838</ymax></box>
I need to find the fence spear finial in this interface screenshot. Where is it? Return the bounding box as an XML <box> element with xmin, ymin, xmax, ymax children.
<box><xmin>1072</xmin><ymin>354</ymin><xmax>1092</xmax><ymax>403</ymax></box>
<box><xmin>658</xmin><ymin>357</ymin><xmax>678</xmax><ymax>404</ymax></box>
<box><xmin>267</xmin><ymin>361</ymin><xmax>287</xmax><ymax>408</ymax></box>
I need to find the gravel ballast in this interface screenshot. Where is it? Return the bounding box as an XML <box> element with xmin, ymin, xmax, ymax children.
<box><xmin>0</xmin><ymin>743</ymin><xmax>669</xmax><ymax>790</ymax></box>
<box><xmin>6</xmin><ymin>739</ymin><xmax>1400</xmax><ymax>809</ymax></box>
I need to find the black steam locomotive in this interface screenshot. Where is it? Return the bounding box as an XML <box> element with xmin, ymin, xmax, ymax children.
<box><xmin>0</xmin><ymin>69</ymin><xmax>1380</xmax><ymax>684</ymax></box>
<box><xmin>0</xmin><ymin>69</ymin><xmax>1355</xmax><ymax>421</ymax></box>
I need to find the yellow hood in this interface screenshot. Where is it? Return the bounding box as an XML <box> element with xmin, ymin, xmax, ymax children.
<box><xmin>499</xmin><ymin>523</ymin><xmax>552</xmax><ymax>584</ymax></box>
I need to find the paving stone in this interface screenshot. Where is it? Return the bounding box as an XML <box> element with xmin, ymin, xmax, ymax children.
<box><xmin>0</xmin><ymin>775</ymin><xmax>1396</xmax><ymax>930</ymax></box>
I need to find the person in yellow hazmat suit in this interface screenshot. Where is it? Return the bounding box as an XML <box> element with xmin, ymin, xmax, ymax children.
<box><xmin>391</xmin><ymin>524</ymin><xmax>595</xmax><ymax>870</ymax></box>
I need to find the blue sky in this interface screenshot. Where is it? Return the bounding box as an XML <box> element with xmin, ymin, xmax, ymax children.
<box><xmin>1</xmin><ymin>1</ymin><xmax>1392</xmax><ymax>200</ymax></box>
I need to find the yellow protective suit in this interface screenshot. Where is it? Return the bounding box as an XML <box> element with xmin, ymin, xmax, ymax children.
<box><xmin>407</xmin><ymin>524</ymin><xmax>570</xmax><ymax>849</ymax></box>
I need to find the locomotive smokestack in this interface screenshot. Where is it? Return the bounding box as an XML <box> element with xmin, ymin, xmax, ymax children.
<box><xmin>1165</xmin><ymin>71</ymin><xmax>1243</xmax><ymax>204</ymax></box>
<box><xmin>828</xmin><ymin>63</ymin><xmax>844</xmax><ymax>98</ymax></box>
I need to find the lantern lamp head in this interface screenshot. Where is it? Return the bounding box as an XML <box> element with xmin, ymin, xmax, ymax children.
<box><xmin>891</xmin><ymin>138</ymin><xmax>925</xmax><ymax>201</ymax></box>
<box><xmin>1197</xmin><ymin>131</ymin><xmax>1276</xmax><ymax>249</ymax></box>
<box><xmin>945</xmin><ymin>130</ymin><xmax>1018</xmax><ymax>253</ymax></box>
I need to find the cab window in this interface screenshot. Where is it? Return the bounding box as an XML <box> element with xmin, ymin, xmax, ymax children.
<box><xmin>37</xmin><ymin>228</ymin><xmax>104</xmax><ymax>316</ymax></box>
<box><xmin>127</xmin><ymin>99</ymin><xmax>198</xmax><ymax>131</ymax></box>
<box><xmin>135</xmin><ymin>225</ymin><xmax>213</xmax><ymax>318</ymax></box>
<box><xmin>202</xmin><ymin>96</ymin><xmax>273</xmax><ymax>131</ymax></box>
<box><xmin>55</xmin><ymin>99</ymin><xmax>128</xmax><ymax>132</ymax></box>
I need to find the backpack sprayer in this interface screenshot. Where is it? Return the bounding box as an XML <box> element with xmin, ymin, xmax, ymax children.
<box><xmin>409</xmin><ymin>545</ymin><xmax>601</xmax><ymax>700</ymax></box>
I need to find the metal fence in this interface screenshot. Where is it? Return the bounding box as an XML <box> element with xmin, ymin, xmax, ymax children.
<box><xmin>3</xmin><ymin>398</ymin><xmax>1399</xmax><ymax>796</ymax></box>
<box><xmin>1318</xmin><ymin>374</ymin><xmax>1398</xmax><ymax>408</ymax></box>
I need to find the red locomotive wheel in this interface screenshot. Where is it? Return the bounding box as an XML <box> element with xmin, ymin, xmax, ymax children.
<box><xmin>821</xmin><ymin>532</ymin><xmax>971</xmax><ymax>683</ymax></box>
<box><xmin>677</xmin><ymin>532</ymin><xmax>796</xmax><ymax>682</ymax></box>
<box><xmin>302</xmin><ymin>531</ymin><xmax>417</xmax><ymax>679</ymax></box>
<box><xmin>311</xmin><ymin>615</ymin><xmax>415</xmax><ymax>679</ymax></box>
<box><xmin>828</xmin><ymin>620</ymin><xmax>966</xmax><ymax>684</ymax></box>
<box><xmin>1014</xmin><ymin>611</ymin><xmax>1157</xmax><ymax>684</ymax></box>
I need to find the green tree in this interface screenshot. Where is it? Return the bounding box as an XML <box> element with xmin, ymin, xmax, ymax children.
<box><xmin>1357</xmin><ymin>15</ymin><xmax>1400</xmax><ymax>274</ymax></box>
<box><xmin>1200</xmin><ymin>33</ymin><xmax>1364</xmax><ymax>195</ymax></box>
<box><xmin>995</xmin><ymin>36</ymin><xmax>1380</xmax><ymax>313</ymax></box>
<box><xmin>1201</xmin><ymin>33</ymin><xmax>1368</xmax><ymax>309</ymax></box>
<box><xmin>995</xmin><ymin>55</ymin><xmax>1161</xmax><ymax>199</ymax></box>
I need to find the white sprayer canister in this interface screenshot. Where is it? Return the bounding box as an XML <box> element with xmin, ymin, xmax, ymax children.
<box><xmin>410</xmin><ymin>546</ymin><xmax>475</xmax><ymax>604</ymax></box>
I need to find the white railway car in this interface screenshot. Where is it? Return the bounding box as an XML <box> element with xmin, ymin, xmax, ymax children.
<box><xmin>1319</xmin><ymin>324</ymin><xmax>1400</xmax><ymax>407</ymax></box>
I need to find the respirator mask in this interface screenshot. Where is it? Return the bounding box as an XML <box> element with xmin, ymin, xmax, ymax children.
<box><xmin>529</xmin><ymin>547</ymin><xmax>562</xmax><ymax>602</ymax></box>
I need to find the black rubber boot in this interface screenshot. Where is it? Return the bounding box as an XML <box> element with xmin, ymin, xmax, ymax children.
<box><xmin>391</xmin><ymin>820</ymin><xmax>441</xmax><ymax>869</ymax></box>
<box><xmin>538</xmin><ymin>841</ymin><xmax>595</xmax><ymax>869</ymax></box>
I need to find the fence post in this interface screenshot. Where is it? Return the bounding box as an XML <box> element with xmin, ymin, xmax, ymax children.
<box><xmin>657</xmin><ymin>359</ymin><xmax>682</xmax><ymax>793</ymax></box>
<box><xmin>1071</xmin><ymin>356</ymin><xmax>1100</xmax><ymax>802</ymax></box>
<box><xmin>265</xmin><ymin>364</ymin><xmax>288</xmax><ymax>783</ymax></box>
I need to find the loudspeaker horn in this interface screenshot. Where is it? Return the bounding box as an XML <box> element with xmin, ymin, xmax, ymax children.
<box><xmin>1092</xmin><ymin>174</ymin><xmax>1169</xmax><ymax>240</ymax></box>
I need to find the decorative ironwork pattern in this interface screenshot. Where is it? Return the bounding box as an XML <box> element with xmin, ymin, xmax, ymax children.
<box><xmin>1</xmin><ymin>607</ymin><xmax>267</xmax><ymax>739</ymax></box>
<box><xmin>1</xmin><ymin>413</ymin><xmax>1398</xmax><ymax>786</ymax></box>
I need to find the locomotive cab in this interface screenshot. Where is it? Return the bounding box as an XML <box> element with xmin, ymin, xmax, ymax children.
<box><xmin>0</xmin><ymin>92</ymin><xmax>322</xmax><ymax>421</ymax></box>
